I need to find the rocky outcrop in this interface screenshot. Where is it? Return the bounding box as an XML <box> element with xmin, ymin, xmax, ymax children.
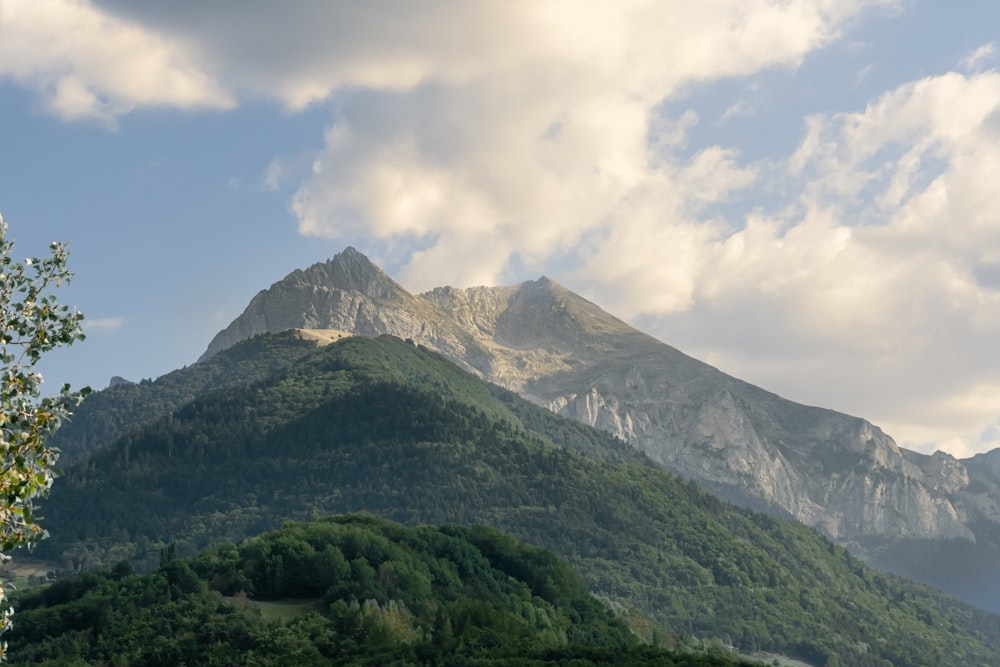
<box><xmin>956</xmin><ymin>450</ymin><xmax>1000</xmax><ymax>526</ymax></box>
<box><xmin>533</xmin><ymin>355</ymin><xmax>974</xmax><ymax>542</ymax></box>
<box><xmin>200</xmin><ymin>248</ymin><xmax>422</xmax><ymax>360</ymax></box>
<box><xmin>200</xmin><ymin>250</ymin><xmax>997</xmax><ymax>550</ymax></box>
<box><xmin>199</xmin><ymin>248</ymin><xmax>495</xmax><ymax>378</ymax></box>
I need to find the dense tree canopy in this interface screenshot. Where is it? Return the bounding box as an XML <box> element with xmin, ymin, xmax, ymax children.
<box><xmin>7</xmin><ymin>516</ymin><xmax>759</xmax><ymax>666</ymax></box>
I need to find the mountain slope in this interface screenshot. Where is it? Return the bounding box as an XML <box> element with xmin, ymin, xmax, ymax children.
<box><xmin>37</xmin><ymin>334</ymin><xmax>1000</xmax><ymax>666</ymax></box>
<box><xmin>53</xmin><ymin>331</ymin><xmax>324</xmax><ymax>464</ymax></box>
<box><xmin>191</xmin><ymin>250</ymin><xmax>1000</xmax><ymax>605</ymax></box>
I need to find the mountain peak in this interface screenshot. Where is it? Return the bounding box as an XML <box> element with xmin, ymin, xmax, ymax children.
<box><xmin>199</xmin><ymin>248</ymin><xmax>416</xmax><ymax>361</ymax></box>
<box><xmin>288</xmin><ymin>247</ymin><xmax>406</xmax><ymax>301</ymax></box>
<box><xmin>493</xmin><ymin>274</ymin><xmax>639</xmax><ymax>346</ymax></box>
<box><xmin>518</xmin><ymin>275</ymin><xmax>566</xmax><ymax>294</ymax></box>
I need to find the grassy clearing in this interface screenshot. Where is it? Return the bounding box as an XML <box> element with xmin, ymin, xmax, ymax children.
<box><xmin>251</xmin><ymin>598</ymin><xmax>326</xmax><ymax>623</ymax></box>
<box><xmin>3</xmin><ymin>559</ymin><xmax>60</xmax><ymax>592</ymax></box>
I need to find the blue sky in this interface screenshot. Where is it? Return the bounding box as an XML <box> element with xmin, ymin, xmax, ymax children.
<box><xmin>3</xmin><ymin>0</ymin><xmax>1000</xmax><ymax>458</ymax></box>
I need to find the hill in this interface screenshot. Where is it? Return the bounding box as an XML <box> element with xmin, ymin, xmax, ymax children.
<box><xmin>10</xmin><ymin>515</ymin><xmax>756</xmax><ymax>666</ymax></box>
<box><xmin>35</xmin><ymin>334</ymin><xmax>1000</xmax><ymax>666</ymax></box>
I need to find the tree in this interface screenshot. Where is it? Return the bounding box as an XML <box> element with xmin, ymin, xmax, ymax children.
<box><xmin>0</xmin><ymin>214</ymin><xmax>89</xmax><ymax>656</ymax></box>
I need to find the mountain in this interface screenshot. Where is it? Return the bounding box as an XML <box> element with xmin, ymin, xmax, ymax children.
<box><xmin>190</xmin><ymin>249</ymin><xmax>1000</xmax><ymax>611</ymax></box>
<box><xmin>35</xmin><ymin>333</ymin><xmax>1000</xmax><ymax>665</ymax></box>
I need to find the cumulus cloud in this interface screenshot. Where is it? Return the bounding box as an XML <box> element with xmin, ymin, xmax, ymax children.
<box><xmin>0</xmin><ymin>0</ymin><xmax>233</xmax><ymax>124</ymax></box>
<box><xmin>282</xmin><ymin>1</ymin><xmax>884</xmax><ymax>289</ymax></box>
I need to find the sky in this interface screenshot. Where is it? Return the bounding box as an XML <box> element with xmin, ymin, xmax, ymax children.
<box><xmin>2</xmin><ymin>0</ymin><xmax>1000</xmax><ymax>459</ymax></box>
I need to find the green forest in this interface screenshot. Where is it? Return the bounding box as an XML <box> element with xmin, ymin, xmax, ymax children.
<box><xmin>8</xmin><ymin>516</ymin><xmax>756</xmax><ymax>666</ymax></box>
<box><xmin>17</xmin><ymin>334</ymin><xmax>1000</xmax><ymax>666</ymax></box>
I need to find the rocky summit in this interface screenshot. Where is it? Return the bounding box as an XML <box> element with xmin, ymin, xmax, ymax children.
<box><xmin>202</xmin><ymin>247</ymin><xmax>1000</xmax><ymax>605</ymax></box>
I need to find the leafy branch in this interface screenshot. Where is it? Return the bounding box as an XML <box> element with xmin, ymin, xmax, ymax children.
<box><xmin>0</xmin><ymin>213</ymin><xmax>89</xmax><ymax>656</ymax></box>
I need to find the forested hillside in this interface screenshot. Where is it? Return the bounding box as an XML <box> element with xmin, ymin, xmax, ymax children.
<box><xmin>33</xmin><ymin>335</ymin><xmax>1000</xmax><ymax>665</ymax></box>
<box><xmin>50</xmin><ymin>331</ymin><xmax>322</xmax><ymax>464</ymax></box>
<box><xmin>9</xmin><ymin>515</ymin><xmax>756</xmax><ymax>666</ymax></box>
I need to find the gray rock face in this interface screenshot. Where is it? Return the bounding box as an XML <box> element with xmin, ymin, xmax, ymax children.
<box><xmin>956</xmin><ymin>450</ymin><xmax>1000</xmax><ymax>526</ymax></box>
<box><xmin>201</xmin><ymin>250</ymin><xmax>998</xmax><ymax>550</ymax></box>
<box><xmin>201</xmin><ymin>248</ymin><xmax>424</xmax><ymax>360</ymax></box>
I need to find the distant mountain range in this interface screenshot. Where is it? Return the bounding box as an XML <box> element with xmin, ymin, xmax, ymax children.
<box><xmin>191</xmin><ymin>247</ymin><xmax>1000</xmax><ymax>612</ymax></box>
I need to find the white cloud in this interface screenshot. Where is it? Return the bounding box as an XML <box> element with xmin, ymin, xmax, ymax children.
<box><xmin>37</xmin><ymin>1</ymin><xmax>878</xmax><ymax>267</ymax></box>
<box><xmin>282</xmin><ymin>1</ymin><xmax>886</xmax><ymax>289</ymax></box>
<box><xmin>0</xmin><ymin>0</ymin><xmax>232</xmax><ymax>123</ymax></box>
<box><xmin>962</xmin><ymin>42</ymin><xmax>996</xmax><ymax>71</ymax></box>
<box><xmin>263</xmin><ymin>160</ymin><xmax>285</xmax><ymax>192</ymax></box>
<box><xmin>720</xmin><ymin>98</ymin><xmax>759</xmax><ymax>123</ymax></box>
<box><xmin>855</xmin><ymin>63</ymin><xmax>874</xmax><ymax>86</ymax></box>
<box><xmin>84</xmin><ymin>316</ymin><xmax>124</xmax><ymax>333</ymax></box>
<box><xmin>82</xmin><ymin>0</ymin><xmax>886</xmax><ymax>111</ymax></box>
